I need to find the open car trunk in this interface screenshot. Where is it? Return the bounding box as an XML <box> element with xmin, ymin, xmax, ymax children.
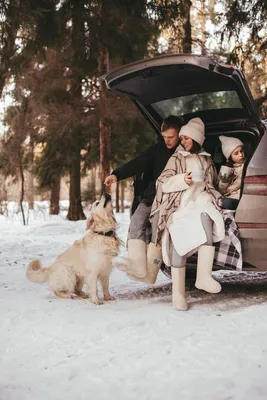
<box><xmin>102</xmin><ymin>54</ymin><xmax>263</xmax><ymax>134</ymax></box>
<box><xmin>102</xmin><ymin>54</ymin><xmax>267</xmax><ymax>270</ymax></box>
<box><xmin>102</xmin><ymin>54</ymin><xmax>262</xmax><ymax>209</ymax></box>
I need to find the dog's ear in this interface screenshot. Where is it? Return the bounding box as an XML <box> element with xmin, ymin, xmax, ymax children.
<box><xmin>86</xmin><ymin>214</ymin><xmax>94</xmax><ymax>230</ymax></box>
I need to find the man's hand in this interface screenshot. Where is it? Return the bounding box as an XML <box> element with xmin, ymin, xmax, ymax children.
<box><xmin>104</xmin><ymin>174</ymin><xmax>117</xmax><ymax>186</ymax></box>
<box><xmin>184</xmin><ymin>172</ymin><xmax>192</xmax><ymax>185</ymax></box>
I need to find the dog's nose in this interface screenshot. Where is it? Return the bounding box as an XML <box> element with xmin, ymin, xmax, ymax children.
<box><xmin>103</xmin><ymin>192</ymin><xmax>112</xmax><ymax>201</ymax></box>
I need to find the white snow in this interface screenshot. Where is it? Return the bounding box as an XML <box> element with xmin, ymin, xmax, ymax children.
<box><xmin>1</xmin><ymin>208</ymin><xmax>267</xmax><ymax>400</ymax></box>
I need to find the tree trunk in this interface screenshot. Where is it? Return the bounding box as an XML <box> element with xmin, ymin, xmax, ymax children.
<box><xmin>89</xmin><ymin>166</ymin><xmax>96</xmax><ymax>201</ymax></box>
<box><xmin>27</xmin><ymin>172</ymin><xmax>35</xmax><ymax>209</ymax></box>
<box><xmin>27</xmin><ymin>136</ymin><xmax>35</xmax><ymax>209</ymax></box>
<box><xmin>66</xmin><ymin>0</ymin><xmax>86</xmax><ymax>221</ymax></box>
<box><xmin>116</xmin><ymin>180</ymin><xmax>120</xmax><ymax>213</ymax></box>
<box><xmin>98</xmin><ymin>43</ymin><xmax>111</xmax><ymax>193</ymax></box>
<box><xmin>181</xmin><ymin>0</ymin><xmax>192</xmax><ymax>54</ymax></box>
<box><xmin>0</xmin><ymin>3</ymin><xmax>20</xmax><ymax>97</ymax></box>
<box><xmin>18</xmin><ymin>148</ymin><xmax>26</xmax><ymax>225</ymax></box>
<box><xmin>50</xmin><ymin>175</ymin><xmax>60</xmax><ymax>215</ymax></box>
<box><xmin>67</xmin><ymin>148</ymin><xmax>86</xmax><ymax>220</ymax></box>
<box><xmin>200</xmin><ymin>0</ymin><xmax>207</xmax><ymax>55</ymax></box>
<box><xmin>99</xmin><ymin>115</ymin><xmax>111</xmax><ymax>193</ymax></box>
<box><xmin>120</xmin><ymin>180</ymin><xmax>125</xmax><ymax>213</ymax></box>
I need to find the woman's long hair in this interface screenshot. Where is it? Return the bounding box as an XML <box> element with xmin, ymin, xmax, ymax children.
<box><xmin>190</xmin><ymin>140</ymin><xmax>202</xmax><ymax>154</ymax></box>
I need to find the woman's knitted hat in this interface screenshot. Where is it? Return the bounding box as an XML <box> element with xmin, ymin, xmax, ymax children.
<box><xmin>219</xmin><ymin>136</ymin><xmax>244</xmax><ymax>160</ymax></box>
<box><xmin>179</xmin><ymin>118</ymin><xmax>205</xmax><ymax>146</ymax></box>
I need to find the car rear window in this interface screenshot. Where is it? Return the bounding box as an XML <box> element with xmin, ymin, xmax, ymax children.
<box><xmin>151</xmin><ymin>90</ymin><xmax>243</xmax><ymax>117</ymax></box>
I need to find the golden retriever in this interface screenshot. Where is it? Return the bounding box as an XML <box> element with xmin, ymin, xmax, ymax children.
<box><xmin>26</xmin><ymin>193</ymin><xmax>120</xmax><ymax>304</ymax></box>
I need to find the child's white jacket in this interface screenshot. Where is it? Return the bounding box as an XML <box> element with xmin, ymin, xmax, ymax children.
<box><xmin>218</xmin><ymin>163</ymin><xmax>243</xmax><ymax>200</ymax></box>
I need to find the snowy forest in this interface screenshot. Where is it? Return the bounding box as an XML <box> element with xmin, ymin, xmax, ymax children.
<box><xmin>1</xmin><ymin>3</ymin><xmax>267</xmax><ymax>400</ymax></box>
<box><xmin>0</xmin><ymin>0</ymin><xmax>266</xmax><ymax>223</ymax></box>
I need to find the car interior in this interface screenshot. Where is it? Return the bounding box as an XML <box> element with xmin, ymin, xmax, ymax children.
<box><xmin>131</xmin><ymin>129</ymin><xmax>258</xmax><ymax>215</ymax></box>
<box><xmin>131</xmin><ymin>129</ymin><xmax>259</xmax><ymax>276</ymax></box>
<box><xmin>204</xmin><ymin>131</ymin><xmax>257</xmax><ymax>173</ymax></box>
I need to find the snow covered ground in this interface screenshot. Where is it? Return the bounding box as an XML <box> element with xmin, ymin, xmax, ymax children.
<box><xmin>1</xmin><ymin>208</ymin><xmax>267</xmax><ymax>400</ymax></box>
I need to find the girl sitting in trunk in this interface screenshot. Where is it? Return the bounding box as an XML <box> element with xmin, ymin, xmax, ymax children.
<box><xmin>218</xmin><ymin>136</ymin><xmax>245</xmax><ymax>201</ymax></box>
<box><xmin>150</xmin><ymin>117</ymin><xmax>225</xmax><ymax>311</ymax></box>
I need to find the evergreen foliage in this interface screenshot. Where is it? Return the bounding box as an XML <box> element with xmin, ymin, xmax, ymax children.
<box><xmin>0</xmin><ymin>0</ymin><xmax>266</xmax><ymax>219</ymax></box>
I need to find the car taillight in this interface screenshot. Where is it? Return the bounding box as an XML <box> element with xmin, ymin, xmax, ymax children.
<box><xmin>243</xmin><ymin>175</ymin><xmax>267</xmax><ymax>195</ymax></box>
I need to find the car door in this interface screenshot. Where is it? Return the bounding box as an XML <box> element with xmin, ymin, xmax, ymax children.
<box><xmin>235</xmin><ymin>122</ymin><xmax>267</xmax><ymax>269</ymax></box>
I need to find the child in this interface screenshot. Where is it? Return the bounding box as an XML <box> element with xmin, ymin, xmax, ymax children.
<box><xmin>218</xmin><ymin>136</ymin><xmax>245</xmax><ymax>200</ymax></box>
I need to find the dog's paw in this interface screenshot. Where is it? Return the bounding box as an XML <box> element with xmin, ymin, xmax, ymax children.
<box><xmin>104</xmin><ymin>294</ymin><xmax>115</xmax><ymax>301</ymax></box>
<box><xmin>90</xmin><ymin>298</ymin><xmax>104</xmax><ymax>305</ymax></box>
<box><xmin>76</xmin><ymin>291</ymin><xmax>89</xmax><ymax>299</ymax></box>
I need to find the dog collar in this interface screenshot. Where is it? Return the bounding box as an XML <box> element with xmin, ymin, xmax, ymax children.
<box><xmin>93</xmin><ymin>230</ymin><xmax>115</xmax><ymax>237</ymax></box>
<box><xmin>92</xmin><ymin>230</ymin><xmax>123</xmax><ymax>247</ymax></box>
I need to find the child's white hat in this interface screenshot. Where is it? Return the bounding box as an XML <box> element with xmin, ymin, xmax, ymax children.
<box><xmin>179</xmin><ymin>118</ymin><xmax>205</xmax><ymax>146</ymax></box>
<box><xmin>219</xmin><ymin>136</ymin><xmax>244</xmax><ymax>160</ymax></box>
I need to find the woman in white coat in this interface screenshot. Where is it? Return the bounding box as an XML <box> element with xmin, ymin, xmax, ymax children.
<box><xmin>150</xmin><ymin>118</ymin><xmax>225</xmax><ymax>311</ymax></box>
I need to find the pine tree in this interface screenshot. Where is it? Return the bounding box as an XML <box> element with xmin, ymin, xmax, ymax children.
<box><xmin>220</xmin><ymin>0</ymin><xmax>267</xmax><ymax>116</ymax></box>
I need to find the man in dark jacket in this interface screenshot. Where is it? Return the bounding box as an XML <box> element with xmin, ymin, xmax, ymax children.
<box><xmin>104</xmin><ymin>115</ymin><xmax>183</xmax><ymax>282</ymax></box>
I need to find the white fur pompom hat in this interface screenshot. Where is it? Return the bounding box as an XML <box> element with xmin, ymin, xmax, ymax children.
<box><xmin>219</xmin><ymin>136</ymin><xmax>244</xmax><ymax>160</ymax></box>
<box><xmin>179</xmin><ymin>117</ymin><xmax>205</xmax><ymax>146</ymax></box>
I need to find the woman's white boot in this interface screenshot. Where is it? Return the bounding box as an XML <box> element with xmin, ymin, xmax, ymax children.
<box><xmin>112</xmin><ymin>239</ymin><xmax>147</xmax><ymax>278</ymax></box>
<box><xmin>195</xmin><ymin>245</ymin><xmax>221</xmax><ymax>293</ymax></box>
<box><xmin>171</xmin><ymin>266</ymin><xmax>188</xmax><ymax>311</ymax></box>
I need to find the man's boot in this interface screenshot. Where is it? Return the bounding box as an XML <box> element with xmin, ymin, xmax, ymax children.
<box><xmin>112</xmin><ymin>239</ymin><xmax>147</xmax><ymax>278</ymax></box>
<box><xmin>144</xmin><ymin>242</ymin><xmax>162</xmax><ymax>283</ymax></box>
<box><xmin>127</xmin><ymin>242</ymin><xmax>162</xmax><ymax>283</ymax></box>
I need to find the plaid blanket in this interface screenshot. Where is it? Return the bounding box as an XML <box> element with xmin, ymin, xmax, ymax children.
<box><xmin>214</xmin><ymin>212</ymin><xmax>243</xmax><ymax>271</ymax></box>
<box><xmin>160</xmin><ymin>212</ymin><xmax>242</xmax><ymax>278</ymax></box>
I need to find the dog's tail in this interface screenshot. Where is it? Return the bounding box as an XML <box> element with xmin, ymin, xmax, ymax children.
<box><xmin>26</xmin><ymin>259</ymin><xmax>51</xmax><ymax>284</ymax></box>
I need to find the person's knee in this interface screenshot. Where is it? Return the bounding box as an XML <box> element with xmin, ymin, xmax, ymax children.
<box><xmin>171</xmin><ymin>243</ymin><xmax>186</xmax><ymax>268</ymax></box>
<box><xmin>200</xmin><ymin>212</ymin><xmax>213</xmax><ymax>246</ymax></box>
<box><xmin>128</xmin><ymin>203</ymin><xmax>151</xmax><ymax>242</ymax></box>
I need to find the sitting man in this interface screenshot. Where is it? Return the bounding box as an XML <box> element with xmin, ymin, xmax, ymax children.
<box><xmin>104</xmin><ymin>115</ymin><xmax>183</xmax><ymax>282</ymax></box>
